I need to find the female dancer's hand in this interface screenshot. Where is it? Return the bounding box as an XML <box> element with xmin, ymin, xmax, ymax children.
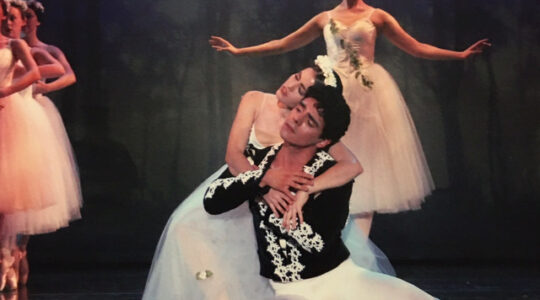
<box><xmin>209</xmin><ymin>36</ymin><xmax>239</xmax><ymax>55</ymax></box>
<box><xmin>461</xmin><ymin>39</ymin><xmax>491</xmax><ymax>59</ymax></box>
<box><xmin>283</xmin><ymin>191</ymin><xmax>309</xmax><ymax>231</ymax></box>
<box><xmin>263</xmin><ymin>188</ymin><xmax>294</xmax><ymax>217</ymax></box>
<box><xmin>260</xmin><ymin>167</ymin><xmax>314</xmax><ymax>194</ymax></box>
<box><xmin>33</xmin><ymin>81</ymin><xmax>49</xmax><ymax>95</ymax></box>
<box><xmin>0</xmin><ymin>87</ymin><xmax>10</xmax><ymax>98</ymax></box>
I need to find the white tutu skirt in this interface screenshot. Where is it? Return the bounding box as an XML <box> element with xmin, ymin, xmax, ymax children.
<box><xmin>271</xmin><ymin>258</ymin><xmax>436</xmax><ymax>300</ymax></box>
<box><xmin>143</xmin><ymin>165</ymin><xmax>394</xmax><ymax>300</ymax></box>
<box><xmin>338</xmin><ymin>63</ymin><xmax>435</xmax><ymax>214</ymax></box>
<box><xmin>0</xmin><ymin>89</ymin><xmax>81</xmax><ymax>237</ymax></box>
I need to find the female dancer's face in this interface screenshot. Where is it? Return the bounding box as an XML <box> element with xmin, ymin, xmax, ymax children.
<box><xmin>4</xmin><ymin>7</ymin><xmax>25</xmax><ymax>38</ymax></box>
<box><xmin>275</xmin><ymin>67</ymin><xmax>317</xmax><ymax>109</ymax></box>
<box><xmin>23</xmin><ymin>9</ymin><xmax>39</xmax><ymax>35</ymax></box>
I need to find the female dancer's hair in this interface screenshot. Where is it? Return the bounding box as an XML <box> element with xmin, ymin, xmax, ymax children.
<box><xmin>1</xmin><ymin>0</ymin><xmax>7</xmax><ymax>15</ymax></box>
<box><xmin>7</xmin><ymin>0</ymin><xmax>26</xmax><ymax>11</ymax></box>
<box><xmin>26</xmin><ymin>0</ymin><xmax>44</xmax><ymax>21</ymax></box>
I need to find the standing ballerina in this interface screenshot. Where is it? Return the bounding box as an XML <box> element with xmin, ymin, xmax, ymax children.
<box><xmin>1</xmin><ymin>0</ymin><xmax>81</xmax><ymax>289</ymax></box>
<box><xmin>210</xmin><ymin>0</ymin><xmax>491</xmax><ymax>236</ymax></box>
<box><xmin>23</xmin><ymin>1</ymin><xmax>77</xmax><ymax>97</ymax></box>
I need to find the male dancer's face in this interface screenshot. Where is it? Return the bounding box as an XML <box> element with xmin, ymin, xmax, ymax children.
<box><xmin>280</xmin><ymin>97</ymin><xmax>329</xmax><ymax>149</ymax></box>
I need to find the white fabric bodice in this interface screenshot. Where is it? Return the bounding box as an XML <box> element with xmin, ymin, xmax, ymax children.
<box><xmin>323</xmin><ymin>9</ymin><xmax>377</xmax><ymax>73</ymax></box>
<box><xmin>248</xmin><ymin>93</ymin><xmax>283</xmax><ymax>149</ymax></box>
<box><xmin>0</xmin><ymin>42</ymin><xmax>16</xmax><ymax>89</ymax></box>
<box><xmin>248</xmin><ymin>126</ymin><xmax>266</xmax><ymax>149</ymax></box>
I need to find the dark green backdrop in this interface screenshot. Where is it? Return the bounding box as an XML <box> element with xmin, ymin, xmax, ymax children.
<box><xmin>29</xmin><ymin>0</ymin><xmax>539</xmax><ymax>265</ymax></box>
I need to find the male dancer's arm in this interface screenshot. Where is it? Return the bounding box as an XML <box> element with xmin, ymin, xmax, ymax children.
<box><xmin>203</xmin><ymin>167</ymin><xmax>266</xmax><ymax>215</ymax></box>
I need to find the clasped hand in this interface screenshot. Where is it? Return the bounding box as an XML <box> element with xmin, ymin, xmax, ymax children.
<box><xmin>260</xmin><ymin>167</ymin><xmax>313</xmax><ymax>231</ymax></box>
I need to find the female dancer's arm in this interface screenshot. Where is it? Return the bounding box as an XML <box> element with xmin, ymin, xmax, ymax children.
<box><xmin>264</xmin><ymin>141</ymin><xmax>361</xmax><ymax>219</ymax></box>
<box><xmin>311</xmin><ymin>142</ymin><xmax>362</xmax><ymax>194</ymax></box>
<box><xmin>0</xmin><ymin>39</ymin><xmax>40</xmax><ymax>98</ymax></box>
<box><xmin>31</xmin><ymin>48</ymin><xmax>65</xmax><ymax>79</ymax></box>
<box><xmin>34</xmin><ymin>45</ymin><xmax>76</xmax><ymax>94</ymax></box>
<box><xmin>374</xmin><ymin>9</ymin><xmax>490</xmax><ymax>60</ymax></box>
<box><xmin>225</xmin><ymin>91</ymin><xmax>262</xmax><ymax>176</ymax></box>
<box><xmin>209</xmin><ymin>13</ymin><xmax>326</xmax><ymax>56</ymax></box>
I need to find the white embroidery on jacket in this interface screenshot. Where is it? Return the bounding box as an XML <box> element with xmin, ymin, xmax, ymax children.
<box><xmin>205</xmin><ymin>145</ymin><xmax>279</xmax><ymax>199</ymax></box>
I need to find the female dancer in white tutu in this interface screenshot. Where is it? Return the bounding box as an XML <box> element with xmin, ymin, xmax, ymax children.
<box><xmin>0</xmin><ymin>0</ymin><xmax>81</xmax><ymax>290</ymax></box>
<box><xmin>210</xmin><ymin>0</ymin><xmax>491</xmax><ymax>236</ymax></box>
<box><xmin>19</xmin><ymin>0</ymin><xmax>81</xmax><ymax>286</ymax></box>
<box><xmin>143</xmin><ymin>62</ymin><xmax>394</xmax><ymax>300</ymax></box>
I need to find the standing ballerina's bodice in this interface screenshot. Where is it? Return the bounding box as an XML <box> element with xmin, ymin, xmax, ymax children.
<box><xmin>0</xmin><ymin>45</ymin><xmax>17</xmax><ymax>89</ymax></box>
<box><xmin>323</xmin><ymin>9</ymin><xmax>377</xmax><ymax>74</ymax></box>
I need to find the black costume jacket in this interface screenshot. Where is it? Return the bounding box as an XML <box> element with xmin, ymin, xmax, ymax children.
<box><xmin>204</xmin><ymin>144</ymin><xmax>353</xmax><ymax>283</ymax></box>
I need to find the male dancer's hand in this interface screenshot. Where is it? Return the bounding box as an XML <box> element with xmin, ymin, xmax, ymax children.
<box><xmin>283</xmin><ymin>191</ymin><xmax>309</xmax><ymax>231</ymax></box>
<box><xmin>263</xmin><ymin>188</ymin><xmax>294</xmax><ymax>217</ymax></box>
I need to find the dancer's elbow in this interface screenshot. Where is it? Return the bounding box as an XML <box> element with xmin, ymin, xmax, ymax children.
<box><xmin>203</xmin><ymin>198</ymin><xmax>223</xmax><ymax>215</ymax></box>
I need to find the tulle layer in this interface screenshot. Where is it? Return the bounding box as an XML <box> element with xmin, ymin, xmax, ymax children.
<box><xmin>143</xmin><ymin>165</ymin><xmax>394</xmax><ymax>300</ymax></box>
<box><xmin>0</xmin><ymin>92</ymin><xmax>59</xmax><ymax>213</ymax></box>
<box><xmin>0</xmin><ymin>90</ymin><xmax>81</xmax><ymax>236</ymax></box>
<box><xmin>35</xmin><ymin>94</ymin><xmax>82</xmax><ymax>221</ymax></box>
<box><xmin>337</xmin><ymin>63</ymin><xmax>435</xmax><ymax>214</ymax></box>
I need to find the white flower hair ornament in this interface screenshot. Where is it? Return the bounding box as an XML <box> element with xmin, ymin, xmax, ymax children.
<box><xmin>314</xmin><ymin>55</ymin><xmax>337</xmax><ymax>88</ymax></box>
<box><xmin>27</xmin><ymin>0</ymin><xmax>44</xmax><ymax>13</ymax></box>
<box><xmin>7</xmin><ymin>0</ymin><xmax>27</xmax><ymax>10</ymax></box>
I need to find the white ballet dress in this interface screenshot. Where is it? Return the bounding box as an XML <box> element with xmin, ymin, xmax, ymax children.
<box><xmin>0</xmin><ymin>44</ymin><xmax>81</xmax><ymax>238</ymax></box>
<box><xmin>323</xmin><ymin>8</ymin><xmax>435</xmax><ymax>214</ymax></box>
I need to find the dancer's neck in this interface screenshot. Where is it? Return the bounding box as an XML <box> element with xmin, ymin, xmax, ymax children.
<box><xmin>273</xmin><ymin>143</ymin><xmax>318</xmax><ymax>171</ymax></box>
<box><xmin>24</xmin><ymin>31</ymin><xmax>41</xmax><ymax>48</ymax></box>
<box><xmin>341</xmin><ymin>0</ymin><xmax>369</xmax><ymax>9</ymax></box>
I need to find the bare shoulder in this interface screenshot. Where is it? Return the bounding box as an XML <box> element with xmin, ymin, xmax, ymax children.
<box><xmin>371</xmin><ymin>8</ymin><xmax>393</xmax><ymax>23</ymax></box>
<box><xmin>309</xmin><ymin>10</ymin><xmax>336</xmax><ymax>29</ymax></box>
<box><xmin>44</xmin><ymin>44</ymin><xmax>65</xmax><ymax>58</ymax></box>
<box><xmin>30</xmin><ymin>46</ymin><xmax>47</xmax><ymax>55</ymax></box>
<box><xmin>370</xmin><ymin>8</ymin><xmax>395</xmax><ymax>30</ymax></box>
<box><xmin>238</xmin><ymin>90</ymin><xmax>267</xmax><ymax>111</ymax></box>
<box><xmin>10</xmin><ymin>38</ymin><xmax>29</xmax><ymax>50</ymax></box>
<box><xmin>241</xmin><ymin>90</ymin><xmax>265</xmax><ymax>102</ymax></box>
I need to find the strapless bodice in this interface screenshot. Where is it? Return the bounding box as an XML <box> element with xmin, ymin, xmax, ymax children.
<box><xmin>323</xmin><ymin>9</ymin><xmax>377</xmax><ymax>74</ymax></box>
<box><xmin>0</xmin><ymin>43</ymin><xmax>16</xmax><ymax>89</ymax></box>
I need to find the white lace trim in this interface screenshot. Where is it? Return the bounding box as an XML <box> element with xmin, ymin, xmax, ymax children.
<box><xmin>303</xmin><ymin>151</ymin><xmax>334</xmax><ymax>175</ymax></box>
<box><xmin>205</xmin><ymin>145</ymin><xmax>279</xmax><ymax>199</ymax></box>
<box><xmin>259</xmin><ymin>219</ymin><xmax>304</xmax><ymax>282</ymax></box>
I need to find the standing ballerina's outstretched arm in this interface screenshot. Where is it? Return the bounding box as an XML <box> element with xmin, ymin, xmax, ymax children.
<box><xmin>373</xmin><ymin>9</ymin><xmax>490</xmax><ymax>60</ymax></box>
<box><xmin>209</xmin><ymin>3</ymin><xmax>489</xmax><ymax>59</ymax></box>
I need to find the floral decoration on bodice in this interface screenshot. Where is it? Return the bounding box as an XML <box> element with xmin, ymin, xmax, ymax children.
<box><xmin>326</xmin><ymin>18</ymin><xmax>375</xmax><ymax>89</ymax></box>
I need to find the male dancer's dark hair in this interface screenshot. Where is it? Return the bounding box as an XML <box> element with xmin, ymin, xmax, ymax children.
<box><xmin>304</xmin><ymin>84</ymin><xmax>350</xmax><ymax>146</ymax></box>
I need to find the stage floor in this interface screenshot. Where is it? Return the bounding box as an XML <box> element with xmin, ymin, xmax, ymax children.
<box><xmin>3</xmin><ymin>263</ymin><xmax>538</xmax><ymax>299</ymax></box>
